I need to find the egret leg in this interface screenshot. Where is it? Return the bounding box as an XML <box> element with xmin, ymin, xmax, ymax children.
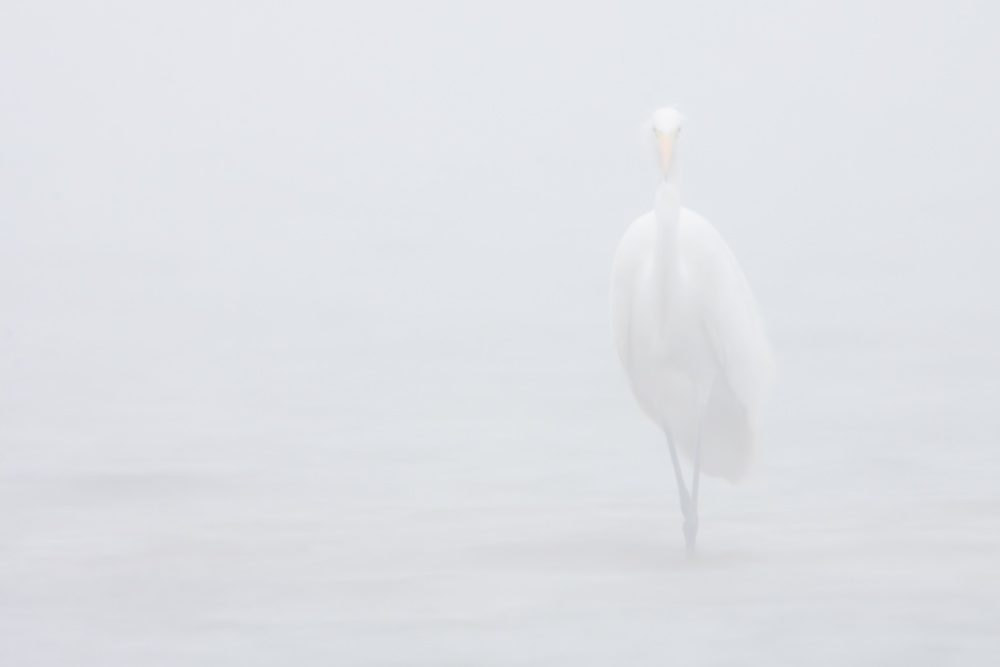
<box><xmin>664</xmin><ymin>431</ymin><xmax>694</xmax><ymax>542</ymax></box>
<box><xmin>684</xmin><ymin>413</ymin><xmax>705</xmax><ymax>553</ymax></box>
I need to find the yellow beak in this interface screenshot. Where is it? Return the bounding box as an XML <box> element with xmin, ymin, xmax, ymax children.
<box><xmin>656</xmin><ymin>129</ymin><xmax>679</xmax><ymax>173</ymax></box>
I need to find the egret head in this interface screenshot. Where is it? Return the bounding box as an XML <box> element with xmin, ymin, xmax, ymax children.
<box><xmin>651</xmin><ymin>107</ymin><xmax>682</xmax><ymax>179</ymax></box>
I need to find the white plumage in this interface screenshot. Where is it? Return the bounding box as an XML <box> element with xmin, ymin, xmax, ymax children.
<box><xmin>611</xmin><ymin>108</ymin><xmax>773</xmax><ymax>549</ymax></box>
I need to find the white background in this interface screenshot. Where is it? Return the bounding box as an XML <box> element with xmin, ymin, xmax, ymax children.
<box><xmin>2</xmin><ymin>2</ymin><xmax>999</xmax><ymax>664</ymax></box>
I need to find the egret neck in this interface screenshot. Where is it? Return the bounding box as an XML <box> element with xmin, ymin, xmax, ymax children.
<box><xmin>651</xmin><ymin>124</ymin><xmax>681</xmax><ymax>297</ymax></box>
<box><xmin>653</xmin><ymin>180</ymin><xmax>680</xmax><ymax>267</ymax></box>
<box><xmin>650</xmin><ymin>180</ymin><xmax>681</xmax><ymax>313</ymax></box>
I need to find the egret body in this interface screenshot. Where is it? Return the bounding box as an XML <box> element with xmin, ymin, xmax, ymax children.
<box><xmin>611</xmin><ymin>108</ymin><xmax>773</xmax><ymax>551</ymax></box>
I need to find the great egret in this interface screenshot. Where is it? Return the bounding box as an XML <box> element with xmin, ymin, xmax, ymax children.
<box><xmin>611</xmin><ymin>108</ymin><xmax>773</xmax><ymax>551</ymax></box>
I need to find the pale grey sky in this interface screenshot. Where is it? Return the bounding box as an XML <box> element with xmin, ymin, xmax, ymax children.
<box><xmin>2</xmin><ymin>3</ymin><xmax>999</xmax><ymax>663</ymax></box>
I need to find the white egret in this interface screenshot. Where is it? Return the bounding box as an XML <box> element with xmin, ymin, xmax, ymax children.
<box><xmin>611</xmin><ymin>108</ymin><xmax>773</xmax><ymax>551</ymax></box>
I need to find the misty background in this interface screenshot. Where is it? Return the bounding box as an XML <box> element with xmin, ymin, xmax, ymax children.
<box><xmin>2</xmin><ymin>2</ymin><xmax>999</xmax><ymax>664</ymax></box>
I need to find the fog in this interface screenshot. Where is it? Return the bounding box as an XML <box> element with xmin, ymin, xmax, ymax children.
<box><xmin>2</xmin><ymin>2</ymin><xmax>999</xmax><ymax>664</ymax></box>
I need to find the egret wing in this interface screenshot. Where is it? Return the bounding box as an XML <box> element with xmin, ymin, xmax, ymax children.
<box><xmin>610</xmin><ymin>211</ymin><xmax>655</xmax><ymax>369</ymax></box>
<box><xmin>679</xmin><ymin>208</ymin><xmax>773</xmax><ymax>413</ymax></box>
